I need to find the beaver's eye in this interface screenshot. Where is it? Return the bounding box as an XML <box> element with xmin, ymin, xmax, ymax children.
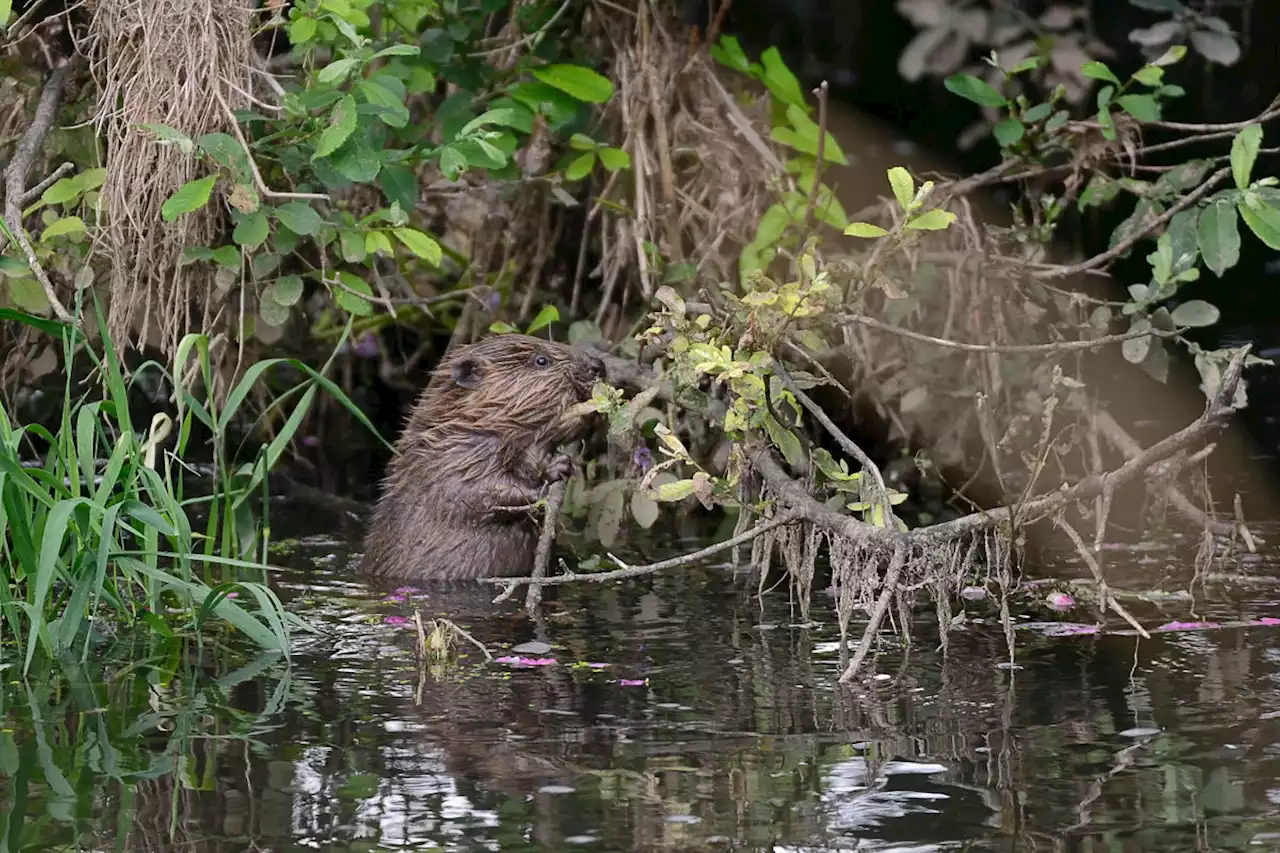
<box><xmin>534</xmin><ymin>354</ymin><xmax>551</xmax><ymax>368</ymax></box>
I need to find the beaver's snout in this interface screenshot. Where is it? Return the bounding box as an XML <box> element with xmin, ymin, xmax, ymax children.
<box><xmin>576</xmin><ymin>352</ymin><xmax>606</xmax><ymax>388</ymax></box>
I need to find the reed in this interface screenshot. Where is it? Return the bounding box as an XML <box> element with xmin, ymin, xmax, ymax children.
<box><xmin>0</xmin><ymin>298</ymin><xmax>383</xmax><ymax>674</ymax></box>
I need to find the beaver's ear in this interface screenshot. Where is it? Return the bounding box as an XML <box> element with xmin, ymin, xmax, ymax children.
<box><xmin>450</xmin><ymin>357</ymin><xmax>483</xmax><ymax>389</ymax></box>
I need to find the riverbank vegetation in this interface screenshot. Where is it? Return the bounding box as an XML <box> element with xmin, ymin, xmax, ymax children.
<box><xmin>2</xmin><ymin>0</ymin><xmax>1279</xmax><ymax>681</ymax></box>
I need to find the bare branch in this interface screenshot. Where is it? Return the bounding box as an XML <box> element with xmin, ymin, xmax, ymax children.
<box><xmin>2</xmin><ymin>61</ymin><xmax>76</xmax><ymax>323</ymax></box>
<box><xmin>842</xmin><ymin>314</ymin><xmax>1182</xmax><ymax>355</ymax></box>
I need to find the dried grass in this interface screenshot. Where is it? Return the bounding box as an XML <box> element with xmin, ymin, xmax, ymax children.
<box><xmin>83</xmin><ymin>0</ymin><xmax>255</xmax><ymax>356</ymax></box>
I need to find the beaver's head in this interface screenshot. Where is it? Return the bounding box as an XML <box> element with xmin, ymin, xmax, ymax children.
<box><xmin>426</xmin><ymin>333</ymin><xmax>606</xmax><ymax>443</ymax></box>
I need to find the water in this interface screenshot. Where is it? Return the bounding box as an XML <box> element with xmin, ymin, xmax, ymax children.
<box><xmin>6</xmin><ymin>521</ymin><xmax>1280</xmax><ymax>852</ymax></box>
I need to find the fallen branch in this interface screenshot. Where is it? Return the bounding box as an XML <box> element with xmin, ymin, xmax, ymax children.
<box><xmin>842</xmin><ymin>314</ymin><xmax>1183</xmax><ymax>355</ymax></box>
<box><xmin>483</xmin><ymin>509</ymin><xmax>804</xmax><ymax>590</ymax></box>
<box><xmin>2</xmin><ymin>61</ymin><xmax>76</xmax><ymax>323</ymax></box>
<box><xmin>524</xmin><ymin>479</ymin><xmax>567</xmax><ymax>612</ymax></box>
<box><xmin>838</xmin><ymin>538</ymin><xmax>906</xmax><ymax>684</ymax></box>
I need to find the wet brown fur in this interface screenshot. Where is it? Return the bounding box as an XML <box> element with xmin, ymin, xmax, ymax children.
<box><xmin>360</xmin><ymin>334</ymin><xmax>605</xmax><ymax>582</ymax></box>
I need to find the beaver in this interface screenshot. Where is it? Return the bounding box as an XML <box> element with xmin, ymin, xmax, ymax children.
<box><xmin>360</xmin><ymin>333</ymin><xmax>606</xmax><ymax>582</ymax></box>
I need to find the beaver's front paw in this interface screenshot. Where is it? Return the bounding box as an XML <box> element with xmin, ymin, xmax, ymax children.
<box><xmin>544</xmin><ymin>453</ymin><xmax>575</xmax><ymax>482</ymax></box>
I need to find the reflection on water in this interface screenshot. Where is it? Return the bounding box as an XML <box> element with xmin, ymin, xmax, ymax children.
<box><xmin>6</xmin><ymin>522</ymin><xmax>1280</xmax><ymax>852</ymax></box>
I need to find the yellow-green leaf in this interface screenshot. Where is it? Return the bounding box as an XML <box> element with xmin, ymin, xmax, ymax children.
<box><xmin>887</xmin><ymin>167</ymin><xmax>914</xmax><ymax>211</ymax></box>
<box><xmin>531</xmin><ymin>64</ymin><xmax>614</xmax><ymax>104</ymax></box>
<box><xmin>392</xmin><ymin>227</ymin><xmax>441</xmax><ymax>264</ymax></box>
<box><xmin>904</xmin><ymin>209</ymin><xmax>957</xmax><ymax>231</ymax></box>
<box><xmin>844</xmin><ymin>221</ymin><xmax>889</xmax><ymax>238</ymax></box>
<box><xmin>40</xmin><ymin>216</ymin><xmax>86</xmax><ymax>240</ymax></box>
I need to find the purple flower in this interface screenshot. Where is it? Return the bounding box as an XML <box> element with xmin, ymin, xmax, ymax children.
<box><xmin>632</xmin><ymin>447</ymin><xmax>653</xmax><ymax>471</ymax></box>
<box><xmin>618</xmin><ymin>678</ymin><xmax>647</xmax><ymax>687</ymax></box>
<box><xmin>395</xmin><ymin>586</ymin><xmax>422</xmax><ymax>595</ymax></box>
<box><xmin>383</xmin><ymin>594</ymin><xmax>407</xmax><ymax>603</ymax></box>
<box><xmin>1156</xmin><ymin>620</ymin><xmax>1220</xmax><ymax>632</ymax></box>
<box><xmin>353</xmin><ymin>331</ymin><xmax>380</xmax><ymax>359</ymax></box>
<box><xmin>385</xmin><ymin>616</ymin><xmax>408</xmax><ymax>626</ymax></box>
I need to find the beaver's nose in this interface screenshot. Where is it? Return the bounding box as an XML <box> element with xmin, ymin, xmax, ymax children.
<box><xmin>585</xmin><ymin>354</ymin><xmax>606</xmax><ymax>381</ymax></box>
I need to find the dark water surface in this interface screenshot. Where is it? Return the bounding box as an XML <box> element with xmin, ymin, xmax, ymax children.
<box><xmin>7</xmin><ymin>517</ymin><xmax>1280</xmax><ymax>853</ymax></box>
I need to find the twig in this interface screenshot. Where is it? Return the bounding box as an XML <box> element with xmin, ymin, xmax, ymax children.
<box><xmin>842</xmin><ymin>314</ymin><xmax>1181</xmax><ymax>355</ymax></box>
<box><xmin>482</xmin><ymin>509</ymin><xmax>804</xmax><ymax>589</ymax></box>
<box><xmin>2</xmin><ymin>61</ymin><xmax>75</xmax><ymax>323</ymax></box>
<box><xmin>212</xmin><ymin>86</ymin><xmax>329</xmax><ymax>202</ymax></box>
<box><xmin>800</xmin><ymin>81</ymin><xmax>829</xmax><ymax>230</ymax></box>
<box><xmin>1054</xmin><ymin>515</ymin><xmax>1151</xmax><ymax>639</ymax></box>
<box><xmin>838</xmin><ymin>538</ymin><xmax>906</xmax><ymax>684</ymax></box>
<box><xmin>18</xmin><ymin>161</ymin><xmax>75</xmax><ymax>205</ymax></box>
<box><xmin>748</xmin><ymin>345</ymin><xmax>1252</xmax><ymax>547</ymax></box>
<box><xmin>1093</xmin><ymin>410</ymin><xmax>1239</xmax><ymax>541</ymax></box>
<box><xmin>525</xmin><ymin>479</ymin><xmax>567</xmax><ymax>612</ymax></box>
<box><xmin>1032</xmin><ymin>167</ymin><xmax>1230</xmax><ymax>280</ymax></box>
<box><xmin>774</xmin><ymin>361</ymin><xmax>894</xmax><ymax>524</ymax></box>
<box><xmin>466</xmin><ymin>0</ymin><xmax>572</xmax><ymax>58</ymax></box>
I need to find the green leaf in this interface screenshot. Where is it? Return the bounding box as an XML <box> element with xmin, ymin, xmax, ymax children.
<box><xmin>1170</xmin><ymin>299</ymin><xmax>1220</xmax><ymax>327</ymax></box>
<box><xmin>268</xmin><ymin>275</ymin><xmax>304</xmax><ymax>306</ymax></box>
<box><xmin>565</xmin><ymin>152</ymin><xmax>596</xmax><ymax>181</ymax></box>
<box><xmin>764</xmin><ymin>412</ymin><xmax>806</xmax><ymax>469</ymax></box>
<box><xmin>568</xmin><ymin>133</ymin><xmax>598</xmax><ymax>151</ymax></box>
<box><xmin>653</xmin><ymin>479</ymin><xmax>697</xmax><ymax>502</ymax></box>
<box><xmin>313</xmin><ymin>95</ymin><xmax>358</xmax><ymax>160</ymax></box>
<box><xmin>356</xmin><ymin>79</ymin><xmax>410</xmax><ymax>128</ymax></box>
<box><xmin>1238</xmin><ymin>199</ymin><xmax>1280</xmax><ymax>250</ymax></box>
<box><xmin>943</xmin><ymin>73</ymin><xmax>1007</xmax><ymax>108</ymax></box>
<box><xmin>1116</xmin><ymin>94</ymin><xmax>1161</xmax><ymax>122</ymax></box>
<box><xmin>1165</xmin><ymin>207</ymin><xmax>1200</xmax><ymax>273</ymax></box>
<box><xmin>40</xmin><ymin>216</ymin><xmax>86</xmax><ymax>239</ymax></box>
<box><xmin>598</xmin><ymin>147</ymin><xmax>630</xmax><ymax>172</ymax></box>
<box><xmin>759</xmin><ymin>47</ymin><xmax>807</xmax><ymax>109</ymax></box>
<box><xmin>392</xmin><ymin>227</ymin><xmax>442</xmax><ymax>264</ymax></box>
<box><xmin>630</xmin><ymin>490</ymin><xmax>659</xmax><ymax>529</ymax></box>
<box><xmin>371</xmin><ymin>44</ymin><xmax>420</xmax><ymax>60</ymax></box>
<box><xmin>530</xmin><ymin>63</ymin><xmax>614</xmax><ymax>104</ymax></box>
<box><xmin>317</xmin><ymin>57</ymin><xmax>360</xmax><ymax>85</ymax></box>
<box><xmin>992</xmin><ymin>118</ymin><xmax>1025</xmax><ymax>146</ymax></box>
<box><xmin>0</xmin><ymin>0</ymin><xmax>11</xmax><ymax>27</ymax></box>
<box><xmin>1197</xmin><ymin>200</ymin><xmax>1240</xmax><ymax>276</ymax></box>
<box><xmin>904</xmin><ymin>209</ymin><xmax>957</xmax><ymax>230</ymax></box>
<box><xmin>160</xmin><ymin>175</ymin><xmax>216</xmax><ymax>222</ymax></box>
<box><xmin>781</xmin><ymin>103</ymin><xmax>849</xmax><ymax>165</ymax></box>
<box><xmin>378</xmin><ymin>164</ymin><xmax>418</xmax><ymax>210</ymax></box>
<box><xmin>40</xmin><ymin>177</ymin><xmax>82</xmax><ymax>206</ymax></box>
<box><xmin>710</xmin><ymin>35</ymin><xmax>751</xmax><ymax>73</ymax></box>
<box><xmin>526</xmin><ymin>303</ymin><xmax>559</xmax><ymax>334</ymax></box>
<box><xmin>289</xmin><ymin>16</ymin><xmax>317</xmax><ymax>44</ymax></box>
<box><xmin>887</xmin><ymin>167</ymin><xmax>914</xmax><ymax>211</ymax></box>
<box><xmin>1022</xmin><ymin>102</ymin><xmax>1053</xmax><ymax>123</ymax></box>
<box><xmin>232</xmin><ymin>209</ymin><xmax>269</xmax><ymax>249</ymax></box>
<box><xmin>333</xmin><ymin>271</ymin><xmax>374</xmax><ymax>316</ymax></box>
<box><xmin>1231</xmin><ymin>124</ymin><xmax>1263</xmax><ymax>189</ymax></box>
<box><xmin>1153</xmin><ymin>44</ymin><xmax>1188</xmax><ymax>66</ymax></box>
<box><xmin>274</xmin><ymin>202</ymin><xmax>322</xmax><ymax>236</ymax></box>
<box><xmin>843</xmin><ymin>222</ymin><xmax>889</xmax><ymax>238</ymax></box>
<box><xmin>339</xmin><ymin>229</ymin><xmax>367</xmax><ymax>263</ymax></box>
<box><xmin>1081</xmin><ymin>61</ymin><xmax>1122</xmax><ymax>87</ymax></box>
<box><xmin>139</xmin><ymin>123</ymin><xmax>195</xmax><ymax>154</ymax></box>
<box><xmin>1132</xmin><ymin>65</ymin><xmax>1164</xmax><ymax>86</ymax></box>
<box><xmin>211</xmin><ymin>245</ymin><xmax>241</xmax><ymax>270</ymax></box>
<box><xmin>250</xmin><ymin>251</ymin><xmax>278</xmax><ymax>277</ymax></box>
<box><xmin>6</xmin><ymin>278</ymin><xmax>49</xmax><ymax>312</ymax></box>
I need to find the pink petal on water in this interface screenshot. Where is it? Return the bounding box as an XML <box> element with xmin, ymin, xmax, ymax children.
<box><xmin>395</xmin><ymin>586</ymin><xmax>422</xmax><ymax>595</ymax></box>
<box><xmin>1155</xmin><ymin>620</ymin><xmax>1219</xmax><ymax>632</ymax></box>
<box><xmin>384</xmin><ymin>594</ymin><xmax>407</xmax><ymax>602</ymax></box>
<box><xmin>496</xmin><ymin>655</ymin><xmax>556</xmax><ymax>667</ymax></box>
<box><xmin>1258</xmin><ymin>617</ymin><xmax>1280</xmax><ymax>626</ymax></box>
<box><xmin>1045</xmin><ymin>592</ymin><xmax>1075</xmax><ymax>610</ymax></box>
<box><xmin>586</xmin><ymin>662</ymin><xmax>611</xmax><ymax>669</ymax></box>
<box><xmin>385</xmin><ymin>616</ymin><xmax>408</xmax><ymax>625</ymax></box>
<box><xmin>619</xmin><ymin>678</ymin><xmax>647</xmax><ymax>686</ymax></box>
